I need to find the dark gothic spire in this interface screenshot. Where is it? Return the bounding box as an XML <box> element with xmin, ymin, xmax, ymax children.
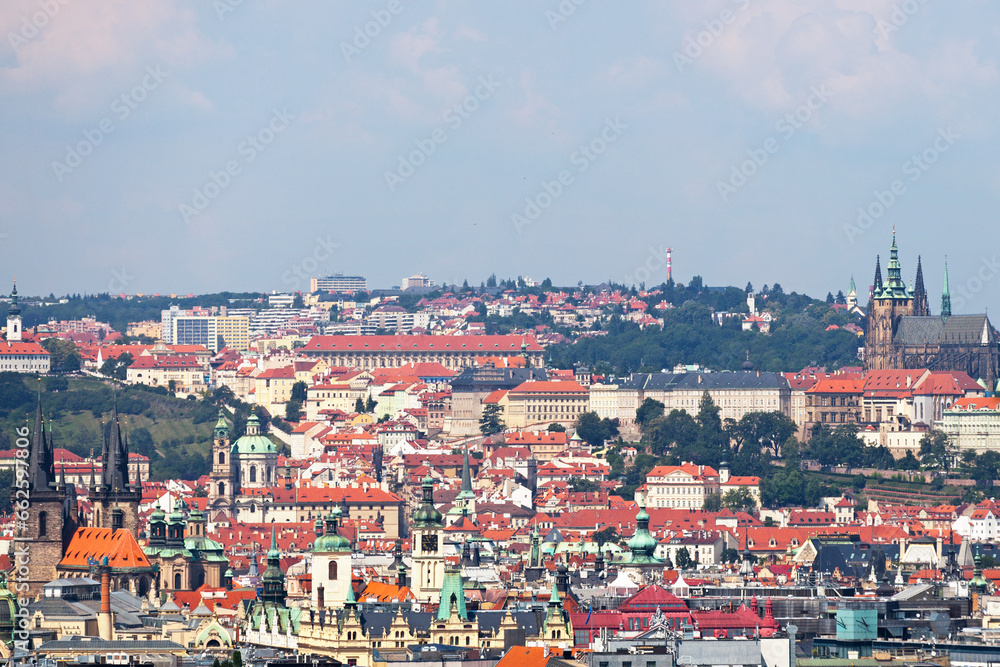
<box><xmin>913</xmin><ymin>255</ymin><xmax>929</xmax><ymax>315</ymax></box>
<box><xmin>941</xmin><ymin>256</ymin><xmax>952</xmax><ymax>318</ymax></box>
<box><xmin>27</xmin><ymin>398</ymin><xmax>53</xmax><ymax>492</ymax></box>
<box><xmin>101</xmin><ymin>399</ymin><xmax>130</xmax><ymax>492</ymax></box>
<box><xmin>872</xmin><ymin>254</ymin><xmax>883</xmax><ymax>299</ymax></box>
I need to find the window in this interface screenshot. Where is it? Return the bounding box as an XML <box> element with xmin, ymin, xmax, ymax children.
<box><xmin>219</xmin><ymin>452</ymin><xmax>226</xmax><ymax>464</ymax></box>
<box><xmin>329</xmin><ymin>561</ymin><xmax>338</xmax><ymax>580</ymax></box>
<box><xmin>38</xmin><ymin>511</ymin><xmax>47</xmax><ymax>537</ymax></box>
<box><xmin>249</xmin><ymin>466</ymin><xmax>257</xmax><ymax>483</ymax></box>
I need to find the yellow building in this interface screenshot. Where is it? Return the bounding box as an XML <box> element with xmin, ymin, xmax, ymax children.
<box><xmin>503</xmin><ymin>380</ymin><xmax>589</xmax><ymax>429</ymax></box>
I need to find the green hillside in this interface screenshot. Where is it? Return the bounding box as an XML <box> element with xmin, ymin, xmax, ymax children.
<box><xmin>0</xmin><ymin>374</ymin><xmax>219</xmax><ymax>480</ymax></box>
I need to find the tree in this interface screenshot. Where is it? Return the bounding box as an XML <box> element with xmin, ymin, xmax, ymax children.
<box><xmin>232</xmin><ymin>650</ymin><xmax>243</xmax><ymax>667</ymax></box>
<box><xmin>703</xmin><ymin>492</ymin><xmax>722</xmax><ymax>512</ymax></box>
<box><xmin>721</xmin><ymin>547</ymin><xmax>740</xmax><ymax>564</ymax></box>
<box><xmin>548</xmin><ymin>423</ymin><xmax>567</xmax><ymax>432</ymax></box>
<box><xmin>918</xmin><ymin>430</ymin><xmax>954</xmax><ymax>471</ymax></box>
<box><xmin>285</xmin><ymin>399</ymin><xmax>303</xmax><ymax>423</ymax></box>
<box><xmin>41</xmin><ymin>338</ymin><xmax>82</xmax><ymax>372</ymax></box>
<box><xmin>365</xmin><ymin>394</ymin><xmax>377</xmax><ymax>413</ymax></box>
<box><xmin>835</xmin><ymin>290</ymin><xmax>846</xmax><ymax>305</ymax></box>
<box><xmin>479</xmin><ymin>403</ymin><xmax>506</xmax><ymax>436</ymax></box>
<box><xmin>635</xmin><ymin>398</ymin><xmax>665</xmax><ymax>429</ymax></box>
<box><xmin>291</xmin><ymin>381</ymin><xmax>308</xmax><ymax>403</ymax></box>
<box><xmin>722</xmin><ymin>486</ymin><xmax>757</xmax><ymax>513</ymax></box>
<box><xmin>575</xmin><ymin>412</ymin><xmax>619</xmax><ymax>448</ymax></box>
<box><xmin>973</xmin><ymin>451</ymin><xmax>1000</xmax><ymax>491</ymax></box>
<box><xmin>592</xmin><ymin>526</ymin><xmax>619</xmax><ymax>547</ymax></box>
<box><xmin>99</xmin><ymin>352</ymin><xmax>132</xmax><ymax>381</ymax></box>
<box><xmin>675</xmin><ymin>547</ymin><xmax>692</xmax><ymax>570</ymax></box>
<box><xmin>354</xmin><ymin>397</ymin><xmax>365</xmax><ymax>413</ymax></box>
<box><xmin>570</xmin><ymin>478</ymin><xmax>600</xmax><ymax>493</ymax></box>
<box><xmin>897</xmin><ymin>451</ymin><xmax>920</xmax><ymax>471</ymax></box>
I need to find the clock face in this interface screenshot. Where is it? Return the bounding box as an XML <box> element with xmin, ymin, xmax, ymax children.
<box><xmin>422</xmin><ymin>534</ymin><xmax>438</xmax><ymax>552</ymax></box>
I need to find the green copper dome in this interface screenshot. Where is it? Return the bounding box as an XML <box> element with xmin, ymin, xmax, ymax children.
<box><xmin>413</xmin><ymin>475</ymin><xmax>443</xmax><ymax>528</ymax></box>
<box><xmin>231</xmin><ymin>413</ymin><xmax>276</xmax><ymax>454</ymax></box>
<box><xmin>627</xmin><ymin>504</ymin><xmax>659</xmax><ymax>560</ymax></box>
<box><xmin>313</xmin><ymin>507</ymin><xmax>351</xmax><ymax>553</ymax></box>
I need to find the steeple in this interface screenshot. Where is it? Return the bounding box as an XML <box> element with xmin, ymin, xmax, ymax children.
<box><xmin>27</xmin><ymin>398</ymin><xmax>53</xmax><ymax>492</ymax></box>
<box><xmin>941</xmin><ymin>256</ymin><xmax>952</xmax><ymax>318</ymax></box>
<box><xmin>871</xmin><ymin>255</ymin><xmax>883</xmax><ymax>299</ymax></box>
<box><xmin>457</xmin><ymin>444</ymin><xmax>474</xmax><ymax>515</ymax></box>
<box><xmin>6</xmin><ymin>280</ymin><xmax>21</xmax><ymax>342</ymax></box>
<box><xmin>436</xmin><ymin>565</ymin><xmax>468</xmax><ymax>621</ymax></box>
<box><xmin>913</xmin><ymin>255</ymin><xmax>929</xmax><ymax>315</ymax></box>
<box><xmin>101</xmin><ymin>399</ymin><xmax>131</xmax><ymax>492</ymax></box>
<box><xmin>882</xmin><ymin>231</ymin><xmax>909</xmax><ymax>298</ymax></box>
<box><xmin>261</xmin><ymin>522</ymin><xmax>287</xmax><ymax>604</ymax></box>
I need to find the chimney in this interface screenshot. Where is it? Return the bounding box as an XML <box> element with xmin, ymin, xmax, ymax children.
<box><xmin>99</xmin><ymin>557</ymin><xmax>113</xmax><ymax>641</ymax></box>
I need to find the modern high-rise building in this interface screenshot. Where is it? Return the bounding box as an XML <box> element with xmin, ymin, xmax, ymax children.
<box><xmin>310</xmin><ymin>274</ymin><xmax>367</xmax><ymax>293</ymax></box>
<box><xmin>169</xmin><ymin>313</ymin><xmax>250</xmax><ymax>352</ymax></box>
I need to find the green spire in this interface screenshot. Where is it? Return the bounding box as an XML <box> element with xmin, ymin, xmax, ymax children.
<box><xmin>548</xmin><ymin>578</ymin><xmax>561</xmax><ymax>606</ymax></box>
<box><xmin>849</xmin><ymin>274</ymin><xmax>857</xmax><ymax>295</ymax></box>
<box><xmin>882</xmin><ymin>230</ymin><xmax>909</xmax><ymax>298</ymax></box>
<box><xmin>941</xmin><ymin>256</ymin><xmax>952</xmax><ymax>318</ymax></box>
<box><xmin>261</xmin><ymin>522</ymin><xmax>286</xmax><ymax>604</ymax></box>
<box><xmin>436</xmin><ymin>566</ymin><xmax>469</xmax><ymax>621</ymax></box>
<box><xmin>214</xmin><ymin>410</ymin><xmax>229</xmax><ymax>437</ymax></box>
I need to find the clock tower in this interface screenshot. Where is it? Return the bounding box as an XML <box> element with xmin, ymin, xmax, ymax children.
<box><xmin>411</xmin><ymin>472</ymin><xmax>444</xmax><ymax>601</ymax></box>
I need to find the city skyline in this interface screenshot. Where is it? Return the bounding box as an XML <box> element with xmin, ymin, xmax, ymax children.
<box><xmin>2</xmin><ymin>2</ymin><xmax>998</xmax><ymax>305</ymax></box>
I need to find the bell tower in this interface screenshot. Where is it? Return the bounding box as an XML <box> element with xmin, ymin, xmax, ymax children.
<box><xmin>208</xmin><ymin>410</ymin><xmax>234</xmax><ymax>514</ymax></box>
<box><xmin>411</xmin><ymin>471</ymin><xmax>445</xmax><ymax>601</ymax></box>
<box><xmin>7</xmin><ymin>281</ymin><xmax>21</xmax><ymax>342</ymax></box>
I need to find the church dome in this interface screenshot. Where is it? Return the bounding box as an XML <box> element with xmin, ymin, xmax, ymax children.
<box><xmin>231</xmin><ymin>414</ymin><xmax>276</xmax><ymax>455</ymax></box>
<box><xmin>313</xmin><ymin>507</ymin><xmax>351</xmax><ymax>553</ymax></box>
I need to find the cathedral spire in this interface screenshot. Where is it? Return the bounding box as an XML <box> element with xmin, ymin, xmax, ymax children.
<box><xmin>941</xmin><ymin>256</ymin><xmax>952</xmax><ymax>318</ymax></box>
<box><xmin>913</xmin><ymin>255</ymin><xmax>929</xmax><ymax>315</ymax></box>
<box><xmin>101</xmin><ymin>398</ymin><xmax>131</xmax><ymax>493</ymax></box>
<box><xmin>27</xmin><ymin>398</ymin><xmax>53</xmax><ymax>492</ymax></box>
<box><xmin>883</xmin><ymin>231</ymin><xmax>908</xmax><ymax>298</ymax></box>
<box><xmin>872</xmin><ymin>255</ymin><xmax>883</xmax><ymax>298</ymax></box>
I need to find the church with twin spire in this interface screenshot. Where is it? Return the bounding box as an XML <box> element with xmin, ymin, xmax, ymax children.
<box><xmin>863</xmin><ymin>233</ymin><xmax>1000</xmax><ymax>386</ymax></box>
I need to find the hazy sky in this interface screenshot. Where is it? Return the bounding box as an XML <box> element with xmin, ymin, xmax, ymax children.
<box><xmin>2</xmin><ymin>1</ymin><xmax>998</xmax><ymax>312</ymax></box>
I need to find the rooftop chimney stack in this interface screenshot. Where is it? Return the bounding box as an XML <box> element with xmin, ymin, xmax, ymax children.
<box><xmin>98</xmin><ymin>557</ymin><xmax>113</xmax><ymax>641</ymax></box>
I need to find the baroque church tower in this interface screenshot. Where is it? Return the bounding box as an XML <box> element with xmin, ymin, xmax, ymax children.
<box><xmin>208</xmin><ymin>411</ymin><xmax>235</xmax><ymax>515</ymax></box>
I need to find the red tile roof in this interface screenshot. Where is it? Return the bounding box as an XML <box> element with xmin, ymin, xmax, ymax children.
<box><xmin>302</xmin><ymin>335</ymin><xmax>543</xmax><ymax>352</ymax></box>
<box><xmin>60</xmin><ymin>528</ymin><xmax>151</xmax><ymax>569</ymax></box>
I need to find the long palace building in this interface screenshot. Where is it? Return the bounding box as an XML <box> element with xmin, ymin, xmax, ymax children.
<box><xmin>300</xmin><ymin>335</ymin><xmax>544</xmax><ymax>370</ymax></box>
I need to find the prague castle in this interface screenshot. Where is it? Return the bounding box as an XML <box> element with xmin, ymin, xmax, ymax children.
<box><xmin>864</xmin><ymin>233</ymin><xmax>1000</xmax><ymax>385</ymax></box>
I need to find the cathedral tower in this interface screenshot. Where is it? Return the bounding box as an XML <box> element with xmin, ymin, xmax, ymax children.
<box><xmin>864</xmin><ymin>233</ymin><xmax>915</xmax><ymax>371</ymax></box>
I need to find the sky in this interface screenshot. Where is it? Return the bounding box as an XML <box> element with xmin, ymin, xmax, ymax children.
<box><xmin>2</xmin><ymin>0</ymin><xmax>998</xmax><ymax>313</ymax></box>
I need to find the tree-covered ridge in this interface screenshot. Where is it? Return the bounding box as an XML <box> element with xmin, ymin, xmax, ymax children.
<box><xmin>550</xmin><ymin>298</ymin><xmax>862</xmax><ymax>374</ymax></box>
